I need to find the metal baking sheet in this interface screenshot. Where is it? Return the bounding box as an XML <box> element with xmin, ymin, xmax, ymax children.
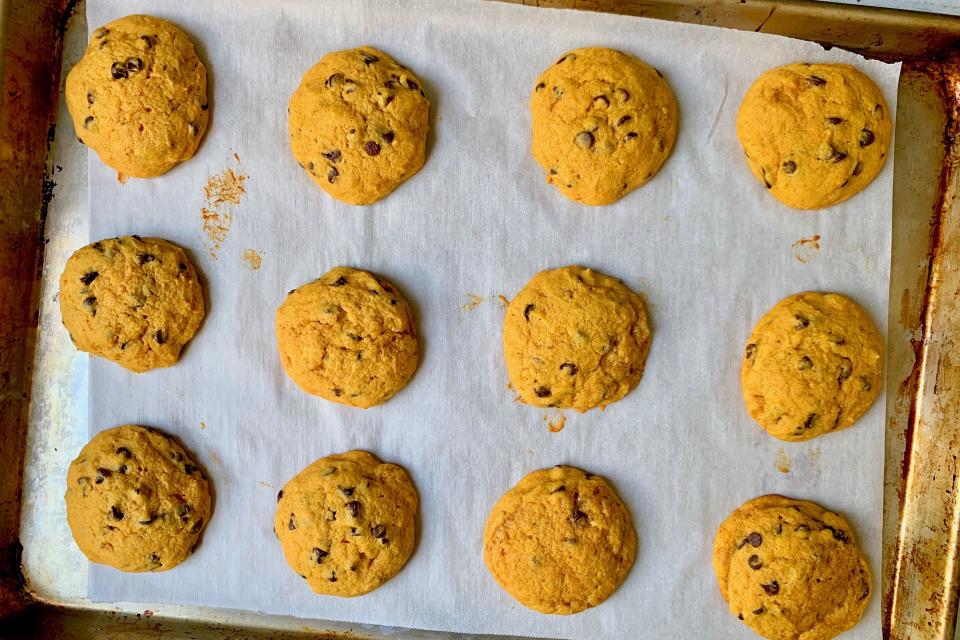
<box><xmin>4</xmin><ymin>1</ymin><xmax>960</xmax><ymax>638</ymax></box>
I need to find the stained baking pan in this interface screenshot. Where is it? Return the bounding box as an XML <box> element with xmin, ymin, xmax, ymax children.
<box><xmin>2</xmin><ymin>0</ymin><xmax>960</xmax><ymax>638</ymax></box>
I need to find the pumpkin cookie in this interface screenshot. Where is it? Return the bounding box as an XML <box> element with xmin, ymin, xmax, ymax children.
<box><xmin>530</xmin><ymin>47</ymin><xmax>677</xmax><ymax>205</ymax></box>
<box><xmin>483</xmin><ymin>465</ymin><xmax>636</xmax><ymax>614</ymax></box>
<box><xmin>713</xmin><ymin>495</ymin><xmax>871</xmax><ymax>640</ymax></box>
<box><xmin>274</xmin><ymin>450</ymin><xmax>418</xmax><ymax>597</ymax></box>
<box><xmin>59</xmin><ymin>236</ymin><xmax>205</xmax><ymax>373</ymax></box>
<box><xmin>737</xmin><ymin>63</ymin><xmax>891</xmax><ymax>209</ymax></box>
<box><xmin>741</xmin><ymin>292</ymin><xmax>883</xmax><ymax>441</ymax></box>
<box><xmin>502</xmin><ymin>265</ymin><xmax>651</xmax><ymax>412</ymax></box>
<box><xmin>288</xmin><ymin>46</ymin><xmax>430</xmax><ymax>205</ymax></box>
<box><xmin>275</xmin><ymin>267</ymin><xmax>418</xmax><ymax>408</ymax></box>
<box><xmin>65</xmin><ymin>425</ymin><xmax>212</xmax><ymax>572</ymax></box>
<box><xmin>65</xmin><ymin>15</ymin><xmax>209</xmax><ymax>178</ymax></box>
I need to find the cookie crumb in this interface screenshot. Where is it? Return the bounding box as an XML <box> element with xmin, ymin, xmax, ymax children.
<box><xmin>460</xmin><ymin>294</ymin><xmax>484</xmax><ymax>312</ymax></box>
<box><xmin>775</xmin><ymin>447</ymin><xmax>791</xmax><ymax>473</ymax></box>
<box><xmin>497</xmin><ymin>294</ymin><xmax>510</xmax><ymax>309</ymax></box>
<box><xmin>117</xmin><ymin>172</ymin><xmax>128</xmax><ymax>184</ymax></box>
<box><xmin>548</xmin><ymin>415</ymin><xmax>566</xmax><ymax>433</ymax></box>
<box><xmin>201</xmin><ymin>155</ymin><xmax>248</xmax><ymax>259</ymax></box>
<box><xmin>199</xmin><ymin>421</ymin><xmax>206</xmax><ymax>430</ymax></box>
<box><xmin>242</xmin><ymin>249</ymin><xmax>262</xmax><ymax>270</ymax></box>
<box><xmin>791</xmin><ymin>234</ymin><xmax>821</xmax><ymax>263</ymax></box>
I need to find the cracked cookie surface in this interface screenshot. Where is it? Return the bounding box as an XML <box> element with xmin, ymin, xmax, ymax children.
<box><xmin>288</xmin><ymin>46</ymin><xmax>430</xmax><ymax>205</ymax></box>
<box><xmin>530</xmin><ymin>47</ymin><xmax>677</xmax><ymax>205</ymax></box>
<box><xmin>740</xmin><ymin>291</ymin><xmax>882</xmax><ymax>441</ymax></box>
<box><xmin>275</xmin><ymin>266</ymin><xmax>418</xmax><ymax>408</ymax></box>
<box><xmin>736</xmin><ymin>63</ymin><xmax>891</xmax><ymax>210</ymax></box>
<box><xmin>274</xmin><ymin>450</ymin><xmax>418</xmax><ymax>597</ymax></box>
<box><xmin>65</xmin><ymin>14</ymin><xmax>209</xmax><ymax>178</ymax></box>
<box><xmin>713</xmin><ymin>495</ymin><xmax>871</xmax><ymax>640</ymax></box>
<box><xmin>483</xmin><ymin>465</ymin><xmax>636</xmax><ymax>614</ymax></box>
<box><xmin>59</xmin><ymin>236</ymin><xmax>205</xmax><ymax>373</ymax></box>
<box><xmin>65</xmin><ymin>425</ymin><xmax>212</xmax><ymax>572</ymax></box>
<box><xmin>502</xmin><ymin>265</ymin><xmax>651</xmax><ymax>412</ymax></box>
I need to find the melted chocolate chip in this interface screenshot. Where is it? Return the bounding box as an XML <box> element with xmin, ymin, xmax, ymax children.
<box><xmin>288</xmin><ymin>515</ymin><xmax>297</xmax><ymax>530</ymax></box>
<box><xmin>154</xmin><ymin>330</ymin><xmax>166</xmax><ymax>345</ymax></box>
<box><xmin>116</xmin><ymin>447</ymin><xmax>131</xmax><ymax>458</ymax></box>
<box><xmin>807</xmin><ymin>75</ymin><xmax>827</xmax><ymax>86</ymax></box>
<box><xmin>747</xmin><ymin>532</ymin><xmax>762</xmax><ymax>547</ymax></box>
<box><xmin>782</xmin><ymin>160</ymin><xmax>797</xmax><ymax>174</ymax></box>
<box><xmin>794</xmin><ymin>314</ymin><xmax>810</xmax><ymax>330</ymax></box>
<box><xmin>312</xmin><ymin>547</ymin><xmax>328</xmax><ymax>563</ymax></box>
<box><xmin>745</xmin><ymin>343</ymin><xmax>757</xmax><ymax>359</ymax></box>
<box><xmin>859</xmin><ymin>129</ymin><xmax>875</xmax><ymax>148</ymax></box>
<box><xmin>276</xmin><ymin>489</ymin><xmax>284</xmax><ymax>502</ymax></box>
<box><xmin>110</xmin><ymin>506</ymin><xmax>124</xmax><ymax>520</ymax></box>
<box><xmin>80</xmin><ymin>271</ymin><xmax>99</xmax><ymax>285</ymax></box>
<box><xmin>332</xmin><ymin>276</ymin><xmax>347</xmax><ymax>287</ymax></box>
<box><xmin>138</xmin><ymin>253</ymin><xmax>156</xmax><ymax>265</ymax></box>
<box><xmin>328</xmin><ymin>167</ymin><xmax>339</xmax><ymax>183</ymax></box>
<box><xmin>804</xmin><ymin>413</ymin><xmax>818</xmax><ymax>430</ymax></box>
<box><xmin>322</xmin><ymin>150</ymin><xmax>341</xmax><ymax>163</ymax></box>
<box><xmin>111</xmin><ymin>62</ymin><xmax>128</xmax><ymax>80</ymax></box>
<box><xmin>559</xmin><ymin>362</ymin><xmax>579</xmax><ymax>376</ymax></box>
<box><xmin>339</xmin><ymin>486</ymin><xmax>354</xmax><ymax>497</ymax></box>
<box><xmin>125</xmin><ymin>57</ymin><xmax>143</xmax><ymax>74</ymax></box>
<box><xmin>523</xmin><ymin>304</ymin><xmax>535</xmax><ymax>321</ymax></box>
<box><xmin>797</xmin><ymin>356</ymin><xmax>813</xmax><ymax>370</ymax></box>
<box><xmin>534</xmin><ymin>386</ymin><xmax>552</xmax><ymax>398</ymax></box>
<box><xmin>837</xmin><ymin>357</ymin><xmax>852</xmax><ymax>383</ymax></box>
<box><xmin>344</xmin><ymin>501</ymin><xmax>361</xmax><ymax>517</ymax></box>
<box><xmin>574</xmin><ymin>131</ymin><xmax>594</xmax><ymax>150</ymax></box>
<box><xmin>761</xmin><ymin>581</ymin><xmax>780</xmax><ymax>595</ymax></box>
<box><xmin>371</xmin><ymin>524</ymin><xmax>387</xmax><ymax>539</ymax></box>
<box><xmin>360</xmin><ymin>52</ymin><xmax>379</xmax><ymax>65</ymax></box>
<box><xmin>748</xmin><ymin>554</ymin><xmax>762</xmax><ymax>570</ymax></box>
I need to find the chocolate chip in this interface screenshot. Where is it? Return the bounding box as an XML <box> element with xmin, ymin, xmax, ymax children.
<box><xmin>110</xmin><ymin>506</ymin><xmax>124</xmax><ymax>520</ymax></box>
<box><xmin>824</xmin><ymin>524</ymin><xmax>849</xmax><ymax>543</ymax></box>
<box><xmin>550</xmin><ymin>485</ymin><xmax>566</xmax><ymax>494</ymax></box>
<box><xmin>797</xmin><ymin>356</ymin><xmax>812</xmax><ymax>370</ymax></box>
<box><xmin>171</xmin><ymin>452</ymin><xmax>183</xmax><ymax>462</ymax></box>
<box><xmin>859</xmin><ymin>129</ymin><xmax>875</xmax><ymax>148</ymax></box>
<box><xmin>859</xmin><ymin>376</ymin><xmax>872</xmax><ymax>392</ymax></box>
<box><xmin>534</xmin><ymin>386</ymin><xmax>551</xmax><ymax>398</ymax></box>
<box><xmin>183</xmin><ymin>464</ymin><xmax>196</xmax><ymax>475</ymax></box>
<box><xmin>178</xmin><ymin>262</ymin><xmax>187</xmax><ymax>271</ymax></box>
<box><xmin>179</xmin><ymin>504</ymin><xmax>191</xmax><ymax>522</ymax></box>
<box><xmin>807</xmin><ymin>75</ymin><xmax>827</xmax><ymax>86</ymax></box>
<box><xmin>350</xmin><ymin>527</ymin><xmax>360</xmax><ymax>536</ymax></box>
<box><xmin>327</xmin><ymin>167</ymin><xmax>339</xmax><ymax>183</ymax></box>
<box><xmin>535</xmin><ymin>82</ymin><xmax>545</xmax><ymax>91</ymax></box>
<box><xmin>95</xmin><ymin>468</ymin><xmax>111</xmax><ymax>483</ymax></box>
<box><xmin>138</xmin><ymin>515</ymin><xmax>155</xmax><ymax>525</ymax></box>
<box><xmin>522</xmin><ymin>304</ymin><xmax>535</xmax><ymax>321</ymax></box>
<box><xmin>188</xmin><ymin>123</ymin><xmax>198</xmax><ymax>136</ymax></box>
<box><xmin>325</xmin><ymin>73</ymin><xmax>344</xmax><ymax>88</ymax></box>
<box><xmin>83</xmin><ymin>116</ymin><xmax>95</xmax><ymax>129</ymax></box>
<box><xmin>332</xmin><ymin>276</ymin><xmax>347</xmax><ymax>287</ymax></box>
<box><xmin>837</xmin><ymin>357</ymin><xmax>852</xmax><ymax>383</ymax></box>
<box><xmin>615</xmin><ymin>88</ymin><xmax>630</xmax><ymax>102</ymax></box>
<box><xmin>761</xmin><ymin>581</ymin><xmax>780</xmax><ymax>595</ymax></box>
<box><xmin>147</xmin><ymin>553</ymin><xmax>161</xmax><ymax>566</ymax></box>
<box><xmin>138</xmin><ymin>253</ymin><xmax>156</xmax><ymax>265</ymax></box>
<box><xmin>574</xmin><ymin>132</ymin><xmax>594</xmax><ymax>150</ymax></box>
<box><xmin>748</xmin><ymin>554</ymin><xmax>762</xmax><ymax>570</ymax></box>
<box><xmin>110</xmin><ymin>61</ymin><xmax>127</xmax><ymax>79</ymax></box>
<box><xmin>615</xmin><ymin>115</ymin><xmax>632</xmax><ymax>127</ymax></box>
<box><xmin>191</xmin><ymin>519</ymin><xmax>203</xmax><ymax>534</ymax></box>
<box><xmin>332</xmin><ymin>388</ymin><xmax>343</xmax><ymax>397</ymax></box>
<box><xmin>794</xmin><ymin>525</ymin><xmax>810</xmax><ymax>537</ymax></box>
<box><xmin>794</xmin><ymin>314</ymin><xmax>810</xmax><ymax>329</ymax></box>
<box><xmin>339</xmin><ymin>486</ymin><xmax>354</xmax><ymax>497</ymax></box>
<box><xmin>140</xmin><ymin>35</ymin><xmax>155</xmax><ymax>49</ymax></box>
<box><xmin>322</xmin><ymin>150</ymin><xmax>341</xmax><ymax>163</ymax></box>
<box><xmin>118</xmin><ymin>465</ymin><xmax>127</xmax><ymax>474</ymax></box>
<box><xmin>345</xmin><ymin>501</ymin><xmax>361</xmax><ymax>517</ymax></box>
<box><xmin>826</xmin><ymin>145</ymin><xmax>847</xmax><ymax>163</ymax></box>
<box><xmin>753</xmin><ymin>606</ymin><xmax>766</xmax><ymax>615</ymax></box>
<box><xmin>360</xmin><ymin>52</ymin><xmax>379</xmax><ymax>65</ymax></box>
<box><xmin>747</xmin><ymin>532</ymin><xmax>762</xmax><ymax>547</ymax></box>
<box><xmin>93</xmin><ymin>27</ymin><xmax>109</xmax><ymax>39</ymax></box>
<box><xmin>826</xmin><ymin>116</ymin><xmax>843</xmax><ymax>124</ymax></box>
<box><xmin>125</xmin><ymin>57</ymin><xmax>143</xmax><ymax>74</ymax></box>
<box><xmin>86</xmin><ymin>92</ymin><xmax>95</xmax><ymax>106</ymax></box>
<box><xmin>559</xmin><ymin>362</ymin><xmax>579</xmax><ymax>376</ymax></box>
<box><xmin>593</xmin><ymin>95</ymin><xmax>609</xmax><ymax>108</ymax></box>
<box><xmin>745</xmin><ymin>343</ymin><xmax>757</xmax><ymax>359</ymax></box>
<box><xmin>116</xmin><ymin>447</ymin><xmax>131</xmax><ymax>460</ymax></box>
<box><xmin>625</xmin><ymin>132</ymin><xmax>639</xmax><ymax>141</ymax></box>
<box><xmin>860</xmin><ymin>579</ymin><xmax>870</xmax><ymax>600</ymax></box>
<box><xmin>154</xmin><ymin>330</ymin><xmax>166</xmax><ymax>345</ymax></box>
<box><xmin>371</xmin><ymin>524</ymin><xmax>387</xmax><ymax>539</ymax></box>
<box><xmin>738</xmin><ymin>614</ymin><xmax>744</xmax><ymax>621</ymax></box>
<box><xmin>782</xmin><ymin>160</ymin><xmax>796</xmax><ymax>174</ymax></box>
<box><xmin>328</xmin><ymin>572</ymin><xmax>337</xmax><ymax>582</ymax></box>
<box><xmin>364</xmin><ymin>141</ymin><xmax>381</xmax><ymax>156</ymax></box>
<box><xmin>804</xmin><ymin>413</ymin><xmax>818</xmax><ymax>430</ymax></box>
<box><xmin>571</xmin><ymin>510</ymin><xmax>589</xmax><ymax>527</ymax></box>
<box><xmin>276</xmin><ymin>489</ymin><xmax>283</xmax><ymax>502</ymax></box>
<box><xmin>326</xmin><ymin>508</ymin><xmax>337</xmax><ymax>521</ymax></box>
<box><xmin>288</xmin><ymin>515</ymin><xmax>297</xmax><ymax>530</ymax></box>
<box><xmin>852</xmin><ymin>161</ymin><xmax>863</xmax><ymax>176</ymax></box>
<box><xmin>555</xmin><ymin>55</ymin><xmax>569</xmax><ymax>65</ymax></box>
<box><xmin>80</xmin><ymin>271</ymin><xmax>99</xmax><ymax>285</ymax></box>
<box><xmin>382</xmin><ymin>131</ymin><xmax>395</xmax><ymax>144</ymax></box>
<box><xmin>312</xmin><ymin>547</ymin><xmax>328</xmax><ymax>563</ymax></box>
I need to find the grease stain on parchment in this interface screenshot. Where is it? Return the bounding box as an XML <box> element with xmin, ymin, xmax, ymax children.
<box><xmin>243</xmin><ymin>249</ymin><xmax>262</xmax><ymax>270</ymax></box>
<box><xmin>461</xmin><ymin>293</ymin><xmax>484</xmax><ymax>312</ymax></box>
<box><xmin>791</xmin><ymin>234</ymin><xmax>821</xmax><ymax>263</ymax></box>
<box><xmin>775</xmin><ymin>447</ymin><xmax>791</xmax><ymax>473</ymax></box>
<box><xmin>201</xmin><ymin>154</ymin><xmax>248</xmax><ymax>259</ymax></box>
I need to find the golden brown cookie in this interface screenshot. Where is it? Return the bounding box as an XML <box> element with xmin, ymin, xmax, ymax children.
<box><xmin>502</xmin><ymin>265</ymin><xmax>651</xmax><ymax>412</ymax></box>
<box><xmin>741</xmin><ymin>292</ymin><xmax>883</xmax><ymax>441</ymax></box>
<box><xmin>288</xmin><ymin>46</ymin><xmax>430</xmax><ymax>205</ymax></box>
<box><xmin>65</xmin><ymin>425</ymin><xmax>212</xmax><ymax>572</ymax></box>
<box><xmin>65</xmin><ymin>15</ymin><xmax>209</xmax><ymax>178</ymax></box>
<box><xmin>274</xmin><ymin>450</ymin><xmax>418</xmax><ymax>597</ymax></box>
<box><xmin>59</xmin><ymin>236</ymin><xmax>205</xmax><ymax>373</ymax></box>
<box><xmin>275</xmin><ymin>267</ymin><xmax>418</xmax><ymax>408</ymax></box>
<box><xmin>483</xmin><ymin>465</ymin><xmax>636</xmax><ymax>614</ymax></box>
<box><xmin>530</xmin><ymin>47</ymin><xmax>677</xmax><ymax>205</ymax></box>
<box><xmin>713</xmin><ymin>495</ymin><xmax>871</xmax><ymax>640</ymax></box>
<box><xmin>736</xmin><ymin>63</ymin><xmax>891</xmax><ymax>210</ymax></box>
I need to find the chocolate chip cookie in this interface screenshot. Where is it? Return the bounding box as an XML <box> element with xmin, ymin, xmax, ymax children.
<box><xmin>483</xmin><ymin>465</ymin><xmax>636</xmax><ymax>614</ymax></box>
<box><xmin>502</xmin><ymin>265</ymin><xmax>651</xmax><ymax>412</ymax></box>
<box><xmin>530</xmin><ymin>47</ymin><xmax>677</xmax><ymax>205</ymax></box>
<box><xmin>65</xmin><ymin>425</ymin><xmax>212</xmax><ymax>572</ymax></box>
<box><xmin>737</xmin><ymin>63</ymin><xmax>891</xmax><ymax>209</ymax></box>
<box><xmin>288</xmin><ymin>46</ymin><xmax>430</xmax><ymax>205</ymax></box>
<box><xmin>741</xmin><ymin>292</ymin><xmax>883</xmax><ymax>441</ymax></box>
<box><xmin>65</xmin><ymin>15</ymin><xmax>209</xmax><ymax>178</ymax></box>
<box><xmin>59</xmin><ymin>236</ymin><xmax>205</xmax><ymax>373</ymax></box>
<box><xmin>713</xmin><ymin>495</ymin><xmax>871</xmax><ymax>640</ymax></box>
<box><xmin>274</xmin><ymin>450</ymin><xmax>418</xmax><ymax>597</ymax></box>
<box><xmin>275</xmin><ymin>267</ymin><xmax>418</xmax><ymax>408</ymax></box>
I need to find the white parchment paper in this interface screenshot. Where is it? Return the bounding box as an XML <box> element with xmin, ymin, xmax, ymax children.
<box><xmin>82</xmin><ymin>0</ymin><xmax>900</xmax><ymax>637</ymax></box>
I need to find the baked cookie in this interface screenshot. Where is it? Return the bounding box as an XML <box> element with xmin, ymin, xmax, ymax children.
<box><xmin>741</xmin><ymin>292</ymin><xmax>882</xmax><ymax>441</ymax></box>
<box><xmin>65</xmin><ymin>15</ymin><xmax>209</xmax><ymax>178</ymax></box>
<box><xmin>483</xmin><ymin>465</ymin><xmax>636</xmax><ymax>614</ymax></box>
<box><xmin>502</xmin><ymin>265</ymin><xmax>651</xmax><ymax>412</ymax></box>
<box><xmin>59</xmin><ymin>236</ymin><xmax>205</xmax><ymax>373</ymax></box>
<box><xmin>275</xmin><ymin>267</ymin><xmax>418</xmax><ymax>408</ymax></box>
<box><xmin>737</xmin><ymin>63</ymin><xmax>891</xmax><ymax>210</ymax></box>
<box><xmin>274</xmin><ymin>450</ymin><xmax>418</xmax><ymax>597</ymax></box>
<box><xmin>713</xmin><ymin>495</ymin><xmax>871</xmax><ymax>640</ymax></box>
<box><xmin>530</xmin><ymin>47</ymin><xmax>677</xmax><ymax>205</ymax></box>
<box><xmin>65</xmin><ymin>425</ymin><xmax>211</xmax><ymax>572</ymax></box>
<box><xmin>289</xmin><ymin>47</ymin><xmax>430</xmax><ymax>205</ymax></box>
